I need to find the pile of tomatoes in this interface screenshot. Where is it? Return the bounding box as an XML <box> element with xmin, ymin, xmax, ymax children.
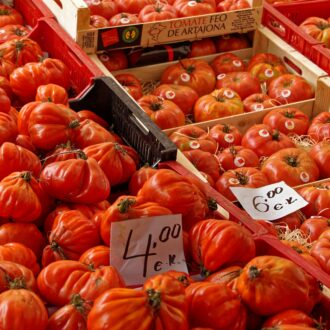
<box><xmin>113</xmin><ymin>52</ymin><xmax>314</xmax><ymax>129</ymax></box>
<box><xmin>84</xmin><ymin>0</ymin><xmax>251</xmax><ymax>28</ymax></box>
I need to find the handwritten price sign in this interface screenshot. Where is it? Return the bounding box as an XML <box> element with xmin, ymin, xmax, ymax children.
<box><xmin>230</xmin><ymin>181</ymin><xmax>308</xmax><ymax>221</ymax></box>
<box><xmin>110</xmin><ymin>214</ymin><xmax>188</xmax><ymax>286</ymax></box>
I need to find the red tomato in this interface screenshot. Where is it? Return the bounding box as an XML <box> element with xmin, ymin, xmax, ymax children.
<box><xmin>309</xmin><ymin>140</ymin><xmax>330</xmax><ymax>178</ymax></box>
<box><xmin>215</xmin><ymin>34</ymin><xmax>250</xmax><ymax>52</ymax></box>
<box><xmin>241</xmin><ymin>124</ymin><xmax>295</xmax><ymax>157</ymax></box>
<box><xmin>138</xmin><ymin>3</ymin><xmax>178</xmax><ymax>22</ymax></box>
<box><xmin>0</xmin><ymin>5</ymin><xmax>23</xmax><ymax>27</ymax></box>
<box><xmin>188</xmin><ymin>38</ymin><xmax>217</xmax><ymax>58</ymax></box>
<box><xmin>262</xmin><ymin>148</ymin><xmax>320</xmax><ymax>186</ymax></box>
<box><xmin>215</xmin><ymin>167</ymin><xmax>269</xmax><ymax>201</ymax></box>
<box><xmin>193</xmin><ymin>88</ymin><xmax>244</xmax><ymax>122</ymax></box>
<box><xmin>115</xmin><ymin>73</ymin><xmax>143</xmax><ymax>100</ymax></box>
<box><xmin>0</xmin><ymin>57</ymin><xmax>15</xmax><ymax>79</ymax></box>
<box><xmin>90</xmin><ymin>14</ymin><xmax>110</xmax><ymax>28</ymax></box>
<box><xmin>272</xmin><ymin>211</ymin><xmax>305</xmax><ymax>231</ymax></box>
<box><xmin>205</xmin><ymin>265</ymin><xmax>242</xmax><ymax>286</ymax></box>
<box><xmin>209</xmin><ymin>123</ymin><xmax>242</xmax><ymax>148</ymax></box>
<box><xmin>268</xmin><ymin>74</ymin><xmax>314</xmax><ymax>104</ymax></box>
<box><xmin>307</xmin><ymin>111</ymin><xmax>330</xmax><ymax>142</ymax></box>
<box><xmin>300</xmin><ymin>216</ymin><xmax>330</xmax><ymax>242</ymax></box>
<box><xmin>35</xmin><ymin>83</ymin><xmax>69</xmax><ymax>105</ymax></box>
<box><xmin>173</xmin><ymin>0</ymin><xmax>216</xmax><ymax>17</ymax></box>
<box><xmin>262</xmin><ymin>107</ymin><xmax>310</xmax><ymax>135</ymax></box>
<box><xmin>311</xmin><ymin>228</ymin><xmax>330</xmax><ymax>274</ymax></box>
<box><xmin>138</xmin><ymin>94</ymin><xmax>185</xmax><ymax>129</ymax></box>
<box><xmin>216</xmin><ymin>71</ymin><xmax>262</xmax><ymax>100</ymax></box>
<box><xmin>77</xmin><ymin>110</ymin><xmax>109</xmax><ymax>129</ymax></box>
<box><xmin>243</xmin><ymin>93</ymin><xmax>278</xmax><ymax>112</ymax></box>
<box><xmin>152</xmin><ymin>84</ymin><xmax>198</xmax><ymax>115</ymax></box>
<box><xmin>128</xmin><ymin>165</ymin><xmax>158</xmax><ymax>196</ymax></box>
<box><xmin>0</xmin><ymin>24</ymin><xmax>29</xmax><ymax>44</ymax></box>
<box><xmin>211</xmin><ymin>52</ymin><xmax>245</xmax><ymax>75</ymax></box>
<box><xmin>79</xmin><ymin>245</ymin><xmax>110</xmax><ymax>268</ymax></box>
<box><xmin>216</xmin><ymin>146</ymin><xmax>259</xmax><ymax>172</ymax></box>
<box><xmin>0</xmin><ymin>87</ymin><xmax>11</xmax><ymax>113</ymax></box>
<box><xmin>0</xmin><ymin>111</ymin><xmax>17</xmax><ymax>145</ymax></box>
<box><xmin>84</xmin><ymin>0</ymin><xmax>118</xmax><ymax>20</ymax></box>
<box><xmin>169</xmin><ymin>125</ymin><xmax>217</xmax><ymax>153</ymax></box>
<box><xmin>109</xmin><ymin>12</ymin><xmax>140</xmax><ymax>26</ymax></box>
<box><xmin>160</xmin><ymin>58</ymin><xmax>216</xmax><ymax>97</ymax></box>
<box><xmin>98</xmin><ymin>50</ymin><xmax>128</xmax><ymax>72</ymax></box>
<box><xmin>116</xmin><ymin>0</ymin><xmax>155</xmax><ymax>14</ymax></box>
<box><xmin>300</xmin><ymin>17</ymin><xmax>330</xmax><ymax>47</ymax></box>
<box><xmin>217</xmin><ymin>0</ymin><xmax>251</xmax><ymax>11</ymax></box>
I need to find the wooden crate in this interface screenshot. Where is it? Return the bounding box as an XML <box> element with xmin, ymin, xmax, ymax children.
<box><xmin>42</xmin><ymin>0</ymin><xmax>263</xmax><ymax>53</ymax></box>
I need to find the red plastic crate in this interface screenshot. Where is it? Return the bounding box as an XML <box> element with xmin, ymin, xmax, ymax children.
<box><xmin>262</xmin><ymin>1</ymin><xmax>330</xmax><ymax>62</ymax></box>
<box><xmin>313</xmin><ymin>43</ymin><xmax>330</xmax><ymax>75</ymax></box>
<box><xmin>28</xmin><ymin>18</ymin><xmax>104</xmax><ymax>101</ymax></box>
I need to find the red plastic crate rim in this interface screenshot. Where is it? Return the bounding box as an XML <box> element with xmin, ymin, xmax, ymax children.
<box><xmin>159</xmin><ymin>161</ymin><xmax>330</xmax><ymax>288</ymax></box>
<box><xmin>27</xmin><ymin>18</ymin><xmax>103</xmax><ymax>101</ymax></box>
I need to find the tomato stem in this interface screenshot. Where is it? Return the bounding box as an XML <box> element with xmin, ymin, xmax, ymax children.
<box><xmin>235</xmin><ymin>171</ymin><xmax>248</xmax><ymax>185</ymax></box>
<box><xmin>248</xmin><ymin>265</ymin><xmax>261</xmax><ymax>279</ymax></box>
<box><xmin>271</xmin><ymin>129</ymin><xmax>280</xmax><ymax>141</ymax></box>
<box><xmin>150</xmin><ymin>102</ymin><xmax>163</xmax><ymax>111</ymax></box>
<box><xmin>208</xmin><ymin>198</ymin><xmax>218</xmax><ymax>211</ymax></box>
<box><xmin>6</xmin><ymin>275</ymin><xmax>27</xmax><ymax>290</ymax></box>
<box><xmin>222</xmin><ymin>124</ymin><xmax>231</xmax><ymax>133</ymax></box>
<box><xmin>176</xmin><ymin>275</ymin><xmax>190</xmax><ymax>287</ymax></box>
<box><xmin>285</xmin><ymin>156</ymin><xmax>298</xmax><ymax>167</ymax></box>
<box><xmin>284</xmin><ymin>111</ymin><xmax>295</xmax><ymax>118</ymax></box>
<box><xmin>20</xmin><ymin>171</ymin><xmax>32</xmax><ymax>182</ymax></box>
<box><xmin>69</xmin><ymin>119</ymin><xmax>80</xmax><ymax>129</ymax></box>
<box><xmin>117</xmin><ymin>198</ymin><xmax>136</xmax><ymax>213</ymax></box>
<box><xmin>146</xmin><ymin>288</ymin><xmax>161</xmax><ymax>314</ymax></box>
<box><xmin>70</xmin><ymin>294</ymin><xmax>89</xmax><ymax>316</ymax></box>
<box><xmin>50</xmin><ymin>241</ymin><xmax>67</xmax><ymax>260</ymax></box>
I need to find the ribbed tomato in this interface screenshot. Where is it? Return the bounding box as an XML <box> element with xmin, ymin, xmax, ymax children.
<box><xmin>309</xmin><ymin>140</ymin><xmax>330</xmax><ymax>178</ymax></box>
<box><xmin>76</xmin><ymin>110</ymin><xmax>109</xmax><ymax>129</ymax></box>
<box><xmin>79</xmin><ymin>245</ymin><xmax>110</xmax><ymax>268</ymax></box>
<box><xmin>85</xmin><ymin>0</ymin><xmax>118</xmax><ymax>19</ymax></box>
<box><xmin>211</xmin><ymin>52</ymin><xmax>245</xmax><ymax>75</ymax></box>
<box><xmin>300</xmin><ymin>216</ymin><xmax>330</xmax><ymax>242</ymax></box>
<box><xmin>209</xmin><ymin>123</ymin><xmax>242</xmax><ymax>148</ymax></box>
<box><xmin>128</xmin><ymin>165</ymin><xmax>158</xmax><ymax>195</ymax></box>
<box><xmin>311</xmin><ymin>228</ymin><xmax>330</xmax><ymax>274</ymax></box>
<box><xmin>173</xmin><ymin>0</ymin><xmax>216</xmax><ymax>17</ymax></box>
<box><xmin>0</xmin><ymin>111</ymin><xmax>17</xmax><ymax>145</ymax></box>
<box><xmin>205</xmin><ymin>265</ymin><xmax>242</xmax><ymax>287</ymax></box>
<box><xmin>35</xmin><ymin>83</ymin><xmax>69</xmax><ymax>105</ymax></box>
<box><xmin>0</xmin><ymin>5</ymin><xmax>23</xmax><ymax>27</ymax></box>
<box><xmin>243</xmin><ymin>93</ymin><xmax>277</xmax><ymax>112</ymax></box>
<box><xmin>116</xmin><ymin>0</ymin><xmax>155</xmax><ymax>14</ymax></box>
<box><xmin>115</xmin><ymin>73</ymin><xmax>143</xmax><ymax>101</ymax></box>
<box><xmin>138</xmin><ymin>3</ymin><xmax>178</xmax><ymax>22</ymax></box>
<box><xmin>0</xmin><ymin>57</ymin><xmax>15</xmax><ymax>79</ymax></box>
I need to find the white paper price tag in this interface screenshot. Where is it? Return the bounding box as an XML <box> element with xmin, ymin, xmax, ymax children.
<box><xmin>230</xmin><ymin>181</ymin><xmax>308</xmax><ymax>221</ymax></box>
<box><xmin>110</xmin><ymin>214</ymin><xmax>188</xmax><ymax>286</ymax></box>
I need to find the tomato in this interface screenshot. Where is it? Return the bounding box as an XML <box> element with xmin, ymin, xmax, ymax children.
<box><xmin>217</xmin><ymin>0</ymin><xmax>251</xmax><ymax>11</ymax></box>
<box><xmin>137</xmin><ymin>169</ymin><xmax>209</xmax><ymax>231</ymax></box>
<box><xmin>309</xmin><ymin>140</ymin><xmax>330</xmax><ymax>178</ymax></box>
<box><xmin>47</xmin><ymin>294</ymin><xmax>89</xmax><ymax>330</ymax></box>
<box><xmin>28</xmin><ymin>102</ymin><xmax>79</xmax><ymax>150</ymax></box>
<box><xmin>0</xmin><ymin>5</ymin><xmax>23</xmax><ymax>27</ymax></box>
<box><xmin>216</xmin><ymin>146</ymin><xmax>259</xmax><ymax>172</ymax></box>
<box><xmin>235</xmin><ymin>256</ymin><xmax>310</xmax><ymax>315</ymax></box>
<box><xmin>211</xmin><ymin>52</ymin><xmax>245</xmax><ymax>75</ymax></box>
<box><xmin>308</xmin><ymin>111</ymin><xmax>330</xmax><ymax>143</ymax></box>
<box><xmin>87</xmin><ymin>274</ymin><xmax>188</xmax><ymax>330</ymax></box>
<box><xmin>77</xmin><ymin>110</ymin><xmax>109</xmax><ymax>129</ymax></box>
<box><xmin>0</xmin><ymin>87</ymin><xmax>11</xmax><ymax>114</ymax></box>
<box><xmin>0</xmin><ymin>223</ymin><xmax>45</xmax><ymax>260</ymax></box>
<box><xmin>0</xmin><ymin>289</ymin><xmax>48</xmax><ymax>330</ymax></box>
<box><xmin>14</xmin><ymin>134</ymin><xmax>35</xmax><ymax>152</ymax></box>
<box><xmin>215</xmin><ymin>34</ymin><xmax>250</xmax><ymax>52</ymax></box>
<box><xmin>0</xmin><ymin>171</ymin><xmax>49</xmax><ymax>223</ymax></box>
<box><xmin>79</xmin><ymin>245</ymin><xmax>110</xmax><ymax>268</ymax></box>
<box><xmin>0</xmin><ymin>24</ymin><xmax>29</xmax><ymax>44</ymax></box>
<box><xmin>0</xmin><ymin>57</ymin><xmax>15</xmax><ymax>79</ymax></box>
<box><xmin>0</xmin><ymin>37</ymin><xmax>42</xmax><ymax>66</ymax></box>
<box><xmin>116</xmin><ymin>0</ymin><xmax>155</xmax><ymax>14</ymax></box>
<box><xmin>17</xmin><ymin>101</ymin><xmax>40</xmax><ymax>135</ymax></box>
<box><xmin>0</xmin><ymin>111</ymin><xmax>17</xmax><ymax>144</ymax></box>
<box><xmin>0</xmin><ymin>76</ymin><xmax>12</xmax><ymax>99</ymax></box>
<box><xmin>216</xmin><ymin>71</ymin><xmax>261</xmax><ymax>100</ymax></box>
<box><xmin>188</xmin><ymin>38</ymin><xmax>217</xmax><ymax>58</ymax></box>
<box><xmin>152</xmin><ymin>84</ymin><xmax>198</xmax><ymax>115</ymax></box>
<box><xmin>263</xmin><ymin>310</ymin><xmax>317</xmax><ymax>328</ymax></box>
<box><xmin>138</xmin><ymin>3</ymin><xmax>178</xmax><ymax>22</ymax></box>
<box><xmin>40</xmin><ymin>155</ymin><xmax>110</xmax><ymax>204</ymax></box>
<box><xmin>84</xmin><ymin>142</ymin><xmax>138</xmax><ymax>186</ymax></box>
<box><xmin>311</xmin><ymin>228</ymin><xmax>330</xmax><ymax>274</ymax></box>
<box><xmin>162</xmin><ymin>270</ymin><xmax>193</xmax><ymax>288</ymax></box>
<box><xmin>241</xmin><ymin>124</ymin><xmax>295</xmax><ymax>157</ymax></box>
<box><xmin>173</xmin><ymin>0</ymin><xmax>216</xmax><ymax>17</ymax></box>
<box><xmin>300</xmin><ymin>17</ymin><xmax>330</xmax><ymax>47</ymax></box>
<box><xmin>268</xmin><ymin>74</ymin><xmax>315</xmax><ymax>104</ymax></box>
<box><xmin>186</xmin><ymin>282</ymin><xmax>247</xmax><ymax>330</ymax></box>
<box><xmin>183</xmin><ymin>149</ymin><xmax>220</xmax><ymax>182</ymax></box>
<box><xmin>90</xmin><ymin>14</ymin><xmax>109</xmax><ymax>28</ymax></box>
<box><xmin>42</xmin><ymin>210</ymin><xmax>100</xmax><ymax>266</ymax></box>
<box><xmin>243</xmin><ymin>93</ymin><xmax>277</xmax><ymax>112</ymax></box>
<box><xmin>300</xmin><ymin>216</ymin><xmax>330</xmax><ymax>242</ymax></box>
<box><xmin>272</xmin><ymin>211</ymin><xmax>305</xmax><ymax>231</ymax></box>
<box><xmin>0</xmin><ymin>142</ymin><xmax>41</xmax><ymax>180</ymax></box>
<box><xmin>248</xmin><ymin>53</ymin><xmax>288</xmax><ymax>85</ymax></box>
<box><xmin>109</xmin><ymin>12</ymin><xmax>140</xmax><ymax>26</ymax></box>
<box><xmin>0</xmin><ymin>243</ymin><xmax>39</xmax><ymax>276</ymax></box>
<box><xmin>35</xmin><ymin>83</ymin><xmax>69</xmax><ymax>105</ymax></box>
<box><xmin>205</xmin><ymin>265</ymin><xmax>242</xmax><ymax>286</ymax></box>
<box><xmin>85</xmin><ymin>0</ymin><xmax>118</xmax><ymax>20</ymax></box>
<box><xmin>40</xmin><ymin>58</ymin><xmax>70</xmax><ymax>90</ymax></box>
<box><xmin>215</xmin><ymin>167</ymin><xmax>269</xmax><ymax>201</ymax></box>
<box><xmin>262</xmin><ymin>107</ymin><xmax>309</xmax><ymax>135</ymax></box>
<box><xmin>209</xmin><ymin>123</ymin><xmax>242</xmax><ymax>148</ymax></box>
<box><xmin>98</xmin><ymin>50</ymin><xmax>128</xmax><ymax>72</ymax></box>
<box><xmin>298</xmin><ymin>183</ymin><xmax>330</xmax><ymax>218</ymax></box>
<box><xmin>115</xmin><ymin>73</ymin><xmax>143</xmax><ymax>101</ymax></box>
<box><xmin>160</xmin><ymin>58</ymin><xmax>216</xmax><ymax>97</ymax></box>
<box><xmin>42</xmin><ymin>141</ymin><xmax>82</xmax><ymax>166</ymax></box>
<box><xmin>169</xmin><ymin>125</ymin><xmax>217</xmax><ymax>153</ymax></box>
<box><xmin>190</xmin><ymin>219</ymin><xmax>255</xmax><ymax>274</ymax></box>
<box><xmin>128</xmin><ymin>165</ymin><xmax>158</xmax><ymax>195</ymax></box>
<box><xmin>138</xmin><ymin>94</ymin><xmax>185</xmax><ymax>129</ymax></box>
<box><xmin>193</xmin><ymin>88</ymin><xmax>243</xmax><ymax>122</ymax></box>
<box><xmin>37</xmin><ymin>260</ymin><xmax>124</xmax><ymax>306</ymax></box>
<box><xmin>261</xmin><ymin>148</ymin><xmax>319</xmax><ymax>186</ymax></box>
<box><xmin>100</xmin><ymin>195</ymin><xmax>172</xmax><ymax>245</ymax></box>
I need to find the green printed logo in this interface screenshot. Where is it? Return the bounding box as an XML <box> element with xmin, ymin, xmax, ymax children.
<box><xmin>122</xmin><ymin>26</ymin><xmax>139</xmax><ymax>43</ymax></box>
